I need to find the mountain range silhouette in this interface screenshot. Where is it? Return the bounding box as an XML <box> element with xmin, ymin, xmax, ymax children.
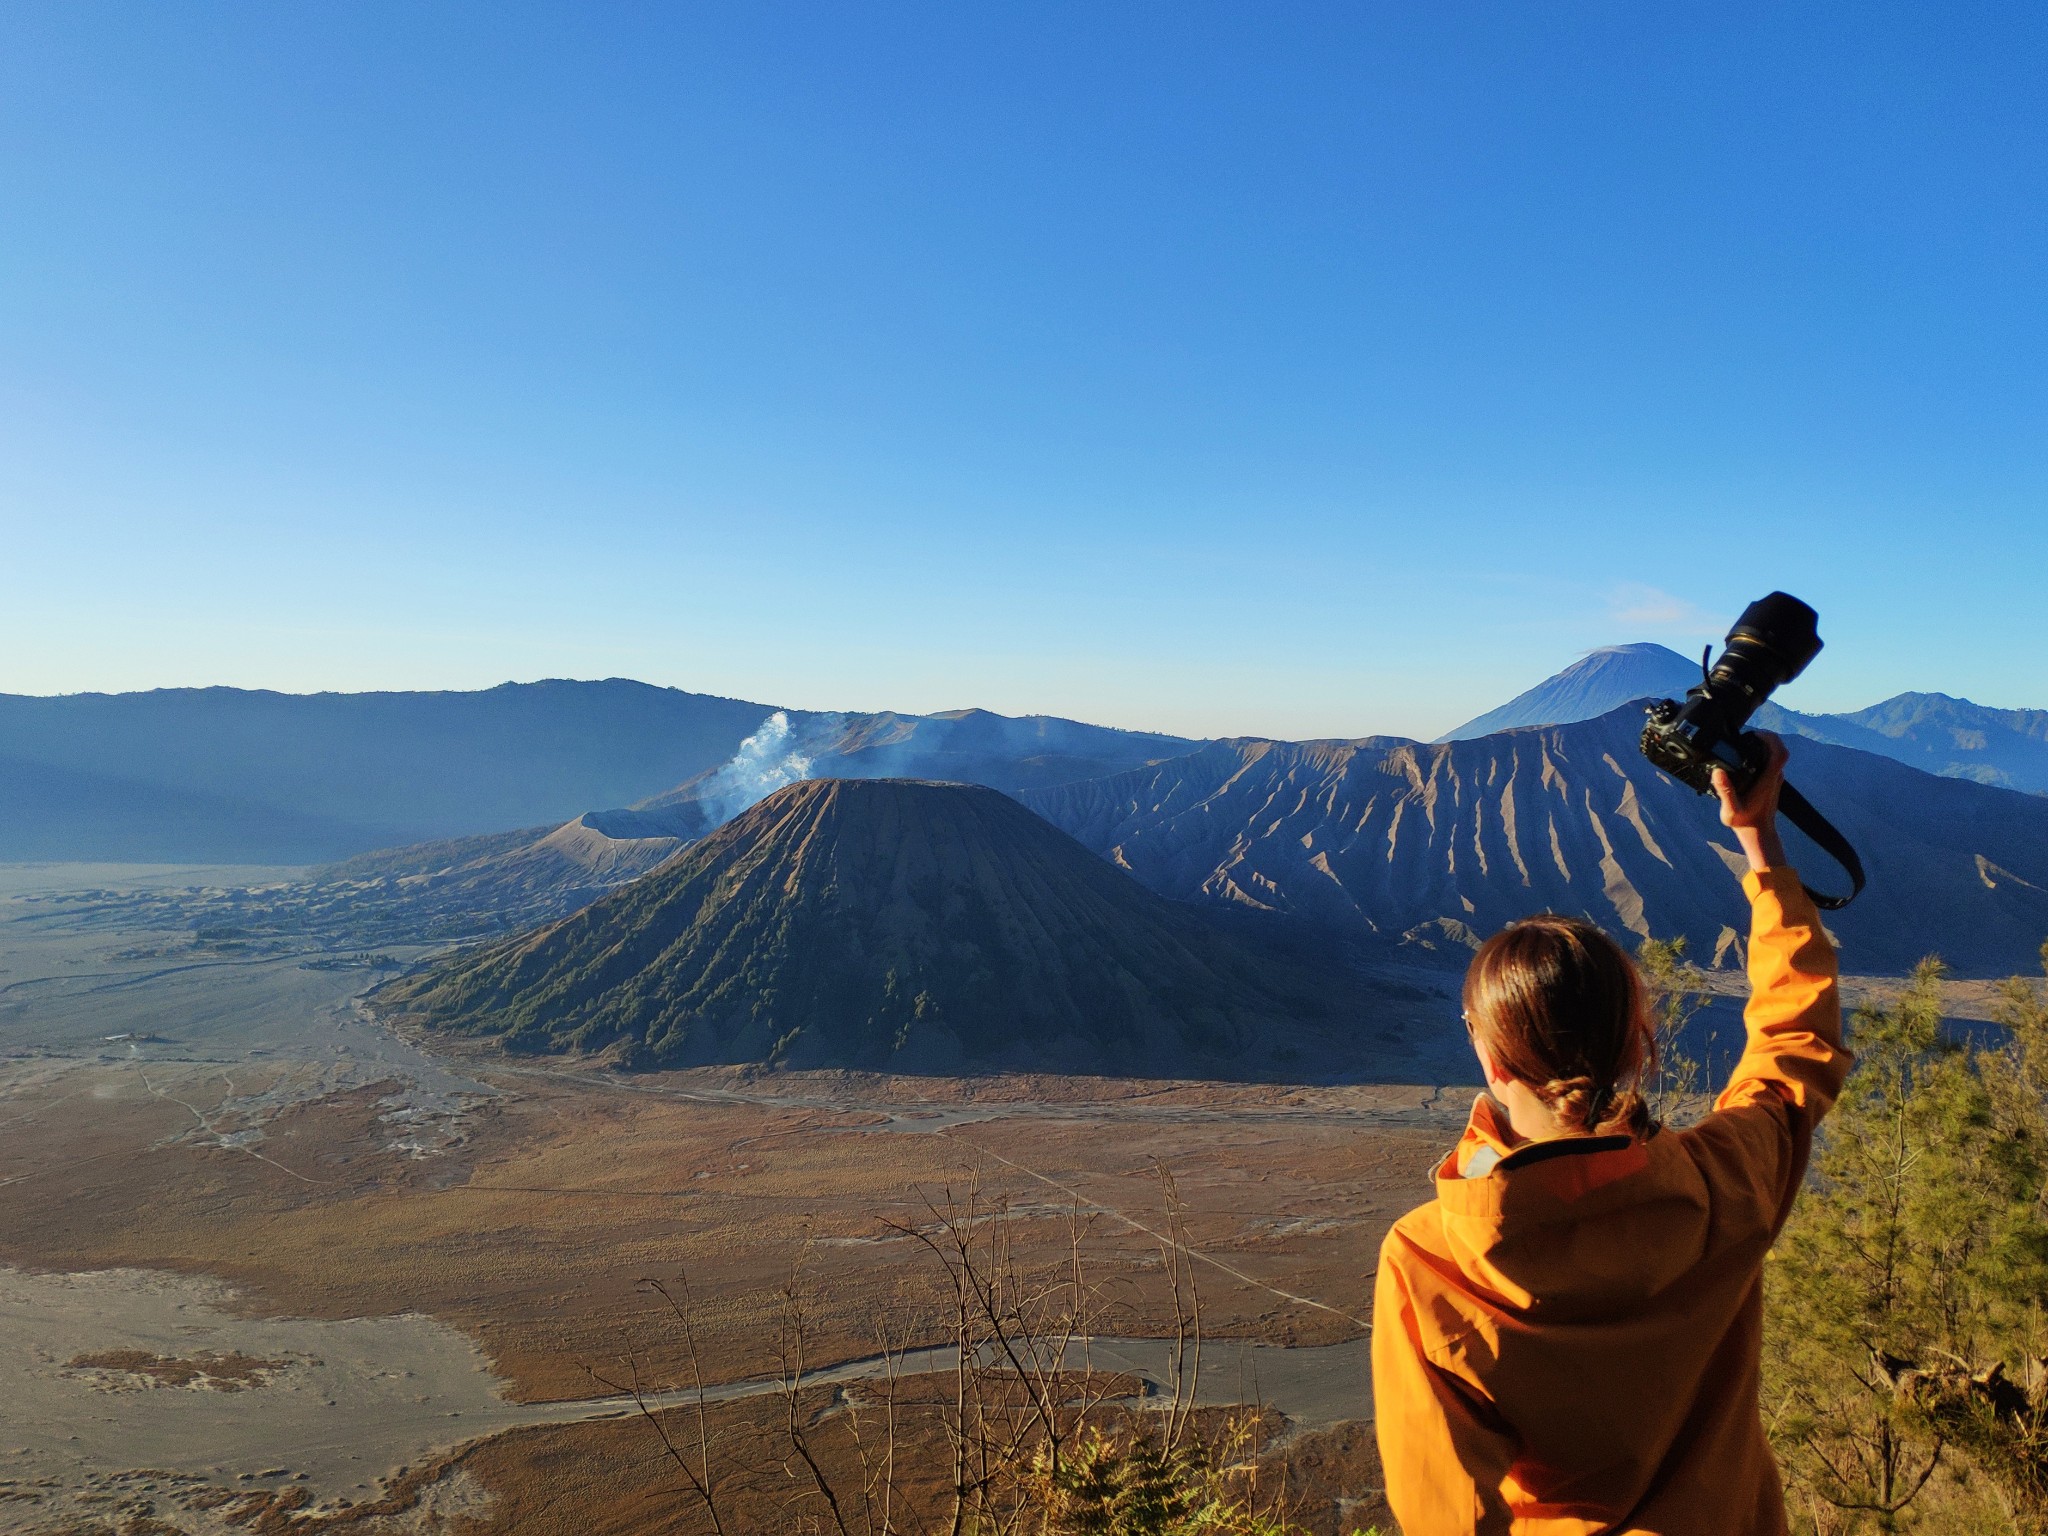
<box><xmin>11</xmin><ymin>654</ymin><xmax>2048</xmax><ymax>980</ymax></box>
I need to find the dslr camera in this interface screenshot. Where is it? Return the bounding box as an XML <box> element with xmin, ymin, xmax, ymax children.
<box><xmin>1639</xmin><ymin>592</ymin><xmax>1820</xmax><ymax>795</ymax></box>
<box><xmin>1638</xmin><ymin>591</ymin><xmax>1865</xmax><ymax>908</ymax></box>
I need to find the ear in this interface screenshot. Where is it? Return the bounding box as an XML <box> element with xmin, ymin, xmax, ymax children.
<box><xmin>1470</xmin><ymin>1033</ymin><xmax>1507</xmax><ymax>1087</ymax></box>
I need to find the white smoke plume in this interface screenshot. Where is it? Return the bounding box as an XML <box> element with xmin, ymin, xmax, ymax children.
<box><xmin>695</xmin><ymin>711</ymin><xmax>846</xmax><ymax>827</ymax></box>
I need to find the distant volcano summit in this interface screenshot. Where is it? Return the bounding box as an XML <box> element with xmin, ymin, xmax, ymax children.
<box><xmin>378</xmin><ymin>778</ymin><xmax>1376</xmax><ymax>1074</ymax></box>
<box><xmin>1438</xmin><ymin>643</ymin><xmax>1702</xmax><ymax>741</ymax></box>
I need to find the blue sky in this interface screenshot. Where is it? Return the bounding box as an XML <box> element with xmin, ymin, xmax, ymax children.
<box><xmin>2</xmin><ymin>3</ymin><xmax>2043</xmax><ymax>740</ymax></box>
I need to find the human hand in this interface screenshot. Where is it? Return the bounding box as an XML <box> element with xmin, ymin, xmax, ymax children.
<box><xmin>1713</xmin><ymin>732</ymin><xmax>1789</xmax><ymax>872</ymax></box>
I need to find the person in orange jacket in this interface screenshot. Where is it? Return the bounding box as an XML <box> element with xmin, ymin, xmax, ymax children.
<box><xmin>1372</xmin><ymin>734</ymin><xmax>1847</xmax><ymax>1534</ymax></box>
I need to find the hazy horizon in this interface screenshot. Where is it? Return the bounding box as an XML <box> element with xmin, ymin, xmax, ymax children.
<box><xmin>3</xmin><ymin>638</ymin><xmax>2042</xmax><ymax>749</ymax></box>
<box><xmin>5</xmin><ymin>5</ymin><xmax>2044</xmax><ymax>740</ymax></box>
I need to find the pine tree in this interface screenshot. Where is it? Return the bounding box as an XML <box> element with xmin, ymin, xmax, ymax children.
<box><xmin>1637</xmin><ymin>934</ymin><xmax>1707</xmax><ymax>1127</ymax></box>
<box><xmin>1764</xmin><ymin>946</ymin><xmax>2048</xmax><ymax>1533</ymax></box>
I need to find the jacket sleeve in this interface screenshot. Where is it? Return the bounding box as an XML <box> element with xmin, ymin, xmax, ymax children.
<box><xmin>1373</xmin><ymin>1230</ymin><xmax>1516</xmax><ymax>1536</ymax></box>
<box><xmin>1691</xmin><ymin>865</ymin><xmax>1848</xmax><ymax>1231</ymax></box>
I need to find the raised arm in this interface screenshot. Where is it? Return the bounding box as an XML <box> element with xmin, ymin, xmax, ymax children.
<box><xmin>1715</xmin><ymin>866</ymin><xmax>1845</xmax><ymax>1120</ymax></box>
<box><xmin>1692</xmin><ymin>736</ymin><xmax>1848</xmax><ymax>1226</ymax></box>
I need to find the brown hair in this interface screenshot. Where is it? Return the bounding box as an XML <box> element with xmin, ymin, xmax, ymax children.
<box><xmin>1463</xmin><ymin>914</ymin><xmax>1656</xmax><ymax>1138</ymax></box>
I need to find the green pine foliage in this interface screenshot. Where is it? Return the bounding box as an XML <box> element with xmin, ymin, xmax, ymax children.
<box><xmin>1033</xmin><ymin>1430</ymin><xmax>1277</xmax><ymax>1535</ymax></box>
<box><xmin>1031</xmin><ymin>1427</ymin><xmax>1381</xmax><ymax>1536</ymax></box>
<box><xmin>1764</xmin><ymin>943</ymin><xmax>2048</xmax><ymax>1533</ymax></box>
<box><xmin>1637</xmin><ymin>934</ymin><xmax>1708</xmax><ymax>1128</ymax></box>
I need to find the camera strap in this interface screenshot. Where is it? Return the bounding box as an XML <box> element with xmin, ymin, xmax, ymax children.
<box><xmin>1776</xmin><ymin>780</ymin><xmax>1867</xmax><ymax>910</ymax></box>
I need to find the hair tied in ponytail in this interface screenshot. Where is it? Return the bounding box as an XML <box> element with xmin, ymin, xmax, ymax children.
<box><xmin>1587</xmin><ymin>1082</ymin><xmax>1617</xmax><ymax>1127</ymax></box>
<box><xmin>1463</xmin><ymin>912</ymin><xmax>1657</xmax><ymax>1141</ymax></box>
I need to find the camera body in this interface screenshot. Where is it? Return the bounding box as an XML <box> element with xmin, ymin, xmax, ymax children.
<box><xmin>1639</xmin><ymin>592</ymin><xmax>1822</xmax><ymax>796</ymax></box>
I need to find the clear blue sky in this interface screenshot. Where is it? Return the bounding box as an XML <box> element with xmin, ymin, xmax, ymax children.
<box><xmin>2</xmin><ymin>4</ymin><xmax>2042</xmax><ymax>740</ymax></box>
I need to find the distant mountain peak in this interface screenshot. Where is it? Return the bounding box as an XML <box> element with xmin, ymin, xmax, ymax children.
<box><xmin>1437</xmin><ymin>643</ymin><xmax>1701</xmax><ymax>742</ymax></box>
<box><xmin>1441</xmin><ymin>652</ymin><xmax>2048</xmax><ymax>797</ymax></box>
<box><xmin>1805</xmin><ymin>691</ymin><xmax>2048</xmax><ymax>792</ymax></box>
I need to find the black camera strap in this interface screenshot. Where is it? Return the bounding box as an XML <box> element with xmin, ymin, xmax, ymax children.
<box><xmin>1776</xmin><ymin>780</ymin><xmax>1867</xmax><ymax>910</ymax></box>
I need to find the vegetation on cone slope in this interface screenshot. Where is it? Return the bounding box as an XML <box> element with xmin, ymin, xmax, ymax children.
<box><xmin>380</xmin><ymin>779</ymin><xmax>1363</xmax><ymax>1073</ymax></box>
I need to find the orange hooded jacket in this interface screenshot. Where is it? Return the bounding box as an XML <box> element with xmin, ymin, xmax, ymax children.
<box><xmin>1372</xmin><ymin>866</ymin><xmax>1847</xmax><ymax>1534</ymax></box>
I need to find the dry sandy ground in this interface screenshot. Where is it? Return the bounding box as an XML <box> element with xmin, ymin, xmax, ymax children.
<box><xmin>11</xmin><ymin>863</ymin><xmax>2024</xmax><ymax>1533</ymax></box>
<box><xmin>0</xmin><ymin>865</ymin><xmax>1459</xmax><ymax>1531</ymax></box>
<box><xmin>0</xmin><ymin>1262</ymin><xmax>1371</xmax><ymax>1522</ymax></box>
<box><xmin>0</xmin><ymin>1055</ymin><xmax>1447</xmax><ymax>1532</ymax></box>
<box><xmin>1</xmin><ymin>1265</ymin><xmax>515</xmax><ymax>1517</ymax></box>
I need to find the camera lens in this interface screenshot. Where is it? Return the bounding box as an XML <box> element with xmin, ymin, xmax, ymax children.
<box><xmin>1722</xmin><ymin>592</ymin><xmax>1822</xmax><ymax>688</ymax></box>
